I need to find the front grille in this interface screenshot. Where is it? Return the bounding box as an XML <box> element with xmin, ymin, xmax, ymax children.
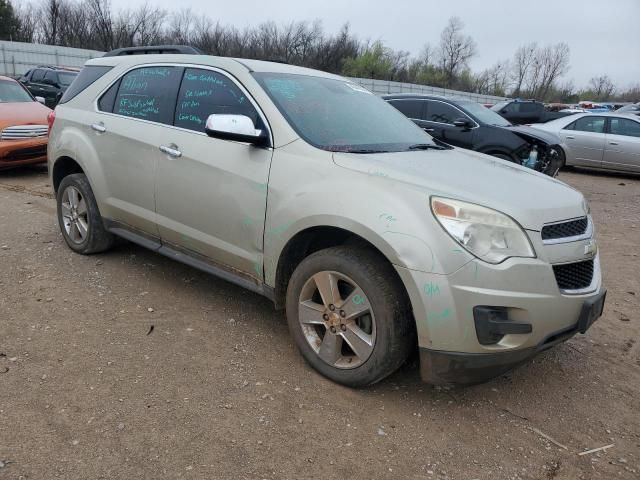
<box><xmin>6</xmin><ymin>145</ymin><xmax>47</xmax><ymax>161</ymax></box>
<box><xmin>541</xmin><ymin>217</ymin><xmax>588</xmax><ymax>241</ymax></box>
<box><xmin>1</xmin><ymin>125</ymin><xmax>48</xmax><ymax>140</ymax></box>
<box><xmin>553</xmin><ymin>259</ymin><xmax>594</xmax><ymax>291</ymax></box>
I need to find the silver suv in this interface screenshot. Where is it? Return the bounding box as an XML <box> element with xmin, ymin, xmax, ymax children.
<box><xmin>48</xmin><ymin>48</ymin><xmax>606</xmax><ymax>387</ymax></box>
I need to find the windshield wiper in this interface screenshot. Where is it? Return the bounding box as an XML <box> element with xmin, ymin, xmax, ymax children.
<box><xmin>341</xmin><ymin>148</ymin><xmax>390</xmax><ymax>154</ymax></box>
<box><xmin>407</xmin><ymin>144</ymin><xmax>445</xmax><ymax>151</ymax></box>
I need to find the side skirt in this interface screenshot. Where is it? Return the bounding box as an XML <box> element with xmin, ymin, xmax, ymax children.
<box><xmin>104</xmin><ymin>219</ymin><xmax>275</xmax><ymax>302</ymax></box>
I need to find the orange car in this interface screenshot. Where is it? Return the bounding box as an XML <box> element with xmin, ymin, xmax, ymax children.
<box><xmin>0</xmin><ymin>75</ymin><xmax>52</xmax><ymax>169</ymax></box>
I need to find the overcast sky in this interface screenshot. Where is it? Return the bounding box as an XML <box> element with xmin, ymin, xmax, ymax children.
<box><xmin>108</xmin><ymin>0</ymin><xmax>640</xmax><ymax>88</ymax></box>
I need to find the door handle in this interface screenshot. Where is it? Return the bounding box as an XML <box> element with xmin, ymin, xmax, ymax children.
<box><xmin>91</xmin><ymin>122</ymin><xmax>106</xmax><ymax>133</ymax></box>
<box><xmin>565</xmin><ymin>135</ymin><xmax>575</xmax><ymax>139</ymax></box>
<box><xmin>609</xmin><ymin>141</ymin><xmax>619</xmax><ymax>145</ymax></box>
<box><xmin>423</xmin><ymin>128</ymin><xmax>435</xmax><ymax>133</ymax></box>
<box><xmin>159</xmin><ymin>144</ymin><xmax>182</xmax><ymax>158</ymax></box>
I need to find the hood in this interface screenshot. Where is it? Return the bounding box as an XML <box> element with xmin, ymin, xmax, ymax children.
<box><xmin>0</xmin><ymin>101</ymin><xmax>52</xmax><ymax>130</ymax></box>
<box><xmin>502</xmin><ymin>125</ymin><xmax>560</xmax><ymax>145</ymax></box>
<box><xmin>333</xmin><ymin>148</ymin><xmax>586</xmax><ymax>231</ymax></box>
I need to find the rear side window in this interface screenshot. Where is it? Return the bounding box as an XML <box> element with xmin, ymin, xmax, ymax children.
<box><xmin>174</xmin><ymin>68</ymin><xmax>260</xmax><ymax>132</ymax></box>
<box><xmin>31</xmin><ymin>69</ymin><xmax>45</xmax><ymax>82</ymax></box>
<box><xmin>113</xmin><ymin>66</ymin><xmax>182</xmax><ymax>125</ymax></box>
<box><xmin>44</xmin><ymin>71</ymin><xmax>58</xmax><ymax>84</ymax></box>
<box><xmin>519</xmin><ymin>103</ymin><xmax>538</xmax><ymax>113</ymax></box>
<box><xmin>59</xmin><ymin>65</ymin><xmax>113</xmax><ymax>104</ymax></box>
<box><xmin>98</xmin><ymin>80</ymin><xmax>120</xmax><ymax>112</ymax></box>
<box><xmin>609</xmin><ymin>118</ymin><xmax>640</xmax><ymax>138</ymax></box>
<box><xmin>388</xmin><ymin>100</ymin><xmax>424</xmax><ymax>119</ymax></box>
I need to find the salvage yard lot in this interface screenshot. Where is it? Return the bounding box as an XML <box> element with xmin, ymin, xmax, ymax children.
<box><xmin>0</xmin><ymin>166</ymin><xmax>638</xmax><ymax>480</ymax></box>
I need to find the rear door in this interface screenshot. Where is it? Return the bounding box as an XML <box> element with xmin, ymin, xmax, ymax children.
<box><xmin>559</xmin><ymin>116</ymin><xmax>606</xmax><ymax>167</ymax></box>
<box><xmin>603</xmin><ymin>117</ymin><xmax>640</xmax><ymax>172</ymax></box>
<box><xmin>422</xmin><ymin>100</ymin><xmax>476</xmax><ymax>149</ymax></box>
<box><xmin>154</xmin><ymin>67</ymin><xmax>273</xmax><ymax>278</ymax></box>
<box><xmin>94</xmin><ymin>65</ymin><xmax>184</xmax><ymax>237</ymax></box>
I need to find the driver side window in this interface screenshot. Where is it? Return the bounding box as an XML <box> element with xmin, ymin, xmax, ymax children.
<box><xmin>174</xmin><ymin>68</ymin><xmax>260</xmax><ymax>133</ymax></box>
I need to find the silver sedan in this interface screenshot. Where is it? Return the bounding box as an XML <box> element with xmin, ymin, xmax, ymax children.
<box><xmin>531</xmin><ymin>113</ymin><xmax>640</xmax><ymax>173</ymax></box>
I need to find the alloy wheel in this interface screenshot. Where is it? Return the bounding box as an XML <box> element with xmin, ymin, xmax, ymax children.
<box><xmin>297</xmin><ymin>271</ymin><xmax>376</xmax><ymax>369</ymax></box>
<box><xmin>60</xmin><ymin>185</ymin><xmax>89</xmax><ymax>244</ymax></box>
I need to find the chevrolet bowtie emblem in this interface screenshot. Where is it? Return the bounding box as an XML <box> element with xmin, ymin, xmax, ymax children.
<box><xmin>584</xmin><ymin>240</ymin><xmax>598</xmax><ymax>256</ymax></box>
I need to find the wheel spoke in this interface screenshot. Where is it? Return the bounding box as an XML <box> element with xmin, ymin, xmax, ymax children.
<box><xmin>317</xmin><ymin>332</ymin><xmax>342</xmax><ymax>365</ymax></box>
<box><xmin>69</xmin><ymin>223</ymin><xmax>80</xmax><ymax>242</ymax></box>
<box><xmin>76</xmin><ymin>198</ymin><xmax>87</xmax><ymax>216</ymax></box>
<box><xmin>340</xmin><ymin>324</ymin><xmax>374</xmax><ymax>361</ymax></box>
<box><xmin>76</xmin><ymin>217</ymin><xmax>88</xmax><ymax>239</ymax></box>
<box><xmin>60</xmin><ymin>202</ymin><xmax>72</xmax><ymax>218</ymax></box>
<box><xmin>313</xmin><ymin>271</ymin><xmax>339</xmax><ymax>307</ymax></box>
<box><xmin>68</xmin><ymin>188</ymin><xmax>79</xmax><ymax>208</ymax></box>
<box><xmin>340</xmin><ymin>287</ymin><xmax>371</xmax><ymax>320</ymax></box>
<box><xmin>299</xmin><ymin>300</ymin><xmax>326</xmax><ymax>325</ymax></box>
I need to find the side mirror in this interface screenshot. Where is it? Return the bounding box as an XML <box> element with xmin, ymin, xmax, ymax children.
<box><xmin>205</xmin><ymin>114</ymin><xmax>270</xmax><ymax>147</ymax></box>
<box><xmin>35</xmin><ymin>96</ymin><xmax>46</xmax><ymax>104</ymax></box>
<box><xmin>453</xmin><ymin>118</ymin><xmax>474</xmax><ymax>128</ymax></box>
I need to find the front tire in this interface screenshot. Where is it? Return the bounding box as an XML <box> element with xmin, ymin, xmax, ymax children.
<box><xmin>286</xmin><ymin>246</ymin><xmax>415</xmax><ymax>387</ymax></box>
<box><xmin>57</xmin><ymin>173</ymin><xmax>114</xmax><ymax>254</ymax></box>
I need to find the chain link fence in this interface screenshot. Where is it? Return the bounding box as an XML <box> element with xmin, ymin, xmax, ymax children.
<box><xmin>1</xmin><ymin>41</ymin><xmax>507</xmax><ymax>104</ymax></box>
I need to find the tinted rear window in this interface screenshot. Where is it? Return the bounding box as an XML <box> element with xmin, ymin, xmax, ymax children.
<box><xmin>59</xmin><ymin>66</ymin><xmax>112</xmax><ymax>104</ymax></box>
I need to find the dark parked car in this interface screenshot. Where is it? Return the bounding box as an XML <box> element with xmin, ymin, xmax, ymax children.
<box><xmin>19</xmin><ymin>66</ymin><xmax>79</xmax><ymax>108</ymax></box>
<box><xmin>490</xmin><ymin>99</ymin><xmax>574</xmax><ymax>125</ymax></box>
<box><xmin>383</xmin><ymin>94</ymin><xmax>563</xmax><ymax>176</ymax></box>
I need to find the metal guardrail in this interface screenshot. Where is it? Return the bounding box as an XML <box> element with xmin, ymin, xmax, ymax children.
<box><xmin>0</xmin><ymin>40</ymin><xmax>102</xmax><ymax>77</ymax></box>
<box><xmin>0</xmin><ymin>41</ymin><xmax>506</xmax><ymax>104</ymax></box>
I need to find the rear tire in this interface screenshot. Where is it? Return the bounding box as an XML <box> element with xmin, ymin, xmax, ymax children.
<box><xmin>285</xmin><ymin>246</ymin><xmax>415</xmax><ymax>387</ymax></box>
<box><xmin>57</xmin><ymin>173</ymin><xmax>114</xmax><ymax>254</ymax></box>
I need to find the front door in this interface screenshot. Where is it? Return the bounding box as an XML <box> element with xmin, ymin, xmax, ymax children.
<box><xmin>422</xmin><ymin>100</ymin><xmax>475</xmax><ymax>149</ymax></box>
<box><xmin>603</xmin><ymin>117</ymin><xmax>640</xmax><ymax>172</ymax></box>
<box><xmin>559</xmin><ymin>116</ymin><xmax>606</xmax><ymax>167</ymax></box>
<box><xmin>154</xmin><ymin>67</ymin><xmax>273</xmax><ymax>279</ymax></box>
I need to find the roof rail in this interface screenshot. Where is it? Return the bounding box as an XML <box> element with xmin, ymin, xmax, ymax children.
<box><xmin>103</xmin><ymin>45</ymin><xmax>204</xmax><ymax>57</ymax></box>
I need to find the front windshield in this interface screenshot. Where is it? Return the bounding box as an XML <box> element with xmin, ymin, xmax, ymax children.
<box><xmin>490</xmin><ymin>101</ymin><xmax>510</xmax><ymax>112</ymax></box>
<box><xmin>0</xmin><ymin>80</ymin><xmax>33</xmax><ymax>103</ymax></box>
<box><xmin>253</xmin><ymin>72</ymin><xmax>435</xmax><ymax>152</ymax></box>
<box><xmin>58</xmin><ymin>72</ymin><xmax>77</xmax><ymax>86</ymax></box>
<box><xmin>460</xmin><ymin>101</ymin><xmax>511</xmax><ymax>126</ymax></box>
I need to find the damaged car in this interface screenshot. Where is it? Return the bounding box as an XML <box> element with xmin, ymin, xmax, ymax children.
<box><xmin>384</xmin><ymin>94</ymin><xmax>564</xmax><ymax>176</ymax></box>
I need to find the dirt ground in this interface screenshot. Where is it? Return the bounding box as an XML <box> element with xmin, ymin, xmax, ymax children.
<box><xmin>0</xmin><ymin>165</ymin><xmax>638</xmax><ymax>480</ymax></box>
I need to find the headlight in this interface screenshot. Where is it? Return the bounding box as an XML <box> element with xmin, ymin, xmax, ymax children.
<box><xmin>431</xmin><ymin>197</ymin><xmax>535</xmax><ymax>264</ymax></box>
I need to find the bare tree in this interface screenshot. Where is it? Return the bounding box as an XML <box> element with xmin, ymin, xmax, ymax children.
<box><xmin>588</xmin><ymin>75</ymin><xmax>616</xmax><ymax>100</ymax></box>
<box><xmin>40</xmin><ymin>0</ymin><xmax>64</xmax><ymax>45</ymax></box>
<box><xmin>437</xmin><ymin>16</ymin><xmax>477</xmax><ymax>85</ymax></box>
<box><xmin>511</xmin><ymin>43</ymin><xmax>537</xmax><ymax>96</ymax></box>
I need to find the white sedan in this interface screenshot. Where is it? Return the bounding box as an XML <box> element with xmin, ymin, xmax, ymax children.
<box><xmin>531</xmin><ymin>113</ymin><xmax>640</xmax><ymax>173</ymax></box>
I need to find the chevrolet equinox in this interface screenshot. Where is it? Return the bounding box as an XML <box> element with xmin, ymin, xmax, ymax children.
<box><xmin>48</xmin><ymin>47</ymin><xmax>606</xmax><ymax>387</ymax></box>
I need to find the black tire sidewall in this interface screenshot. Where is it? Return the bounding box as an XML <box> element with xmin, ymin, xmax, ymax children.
<box><xmin>286</xmin><ymin>247</ymin><xmax>411</xmax><ymax>387</ymax></box>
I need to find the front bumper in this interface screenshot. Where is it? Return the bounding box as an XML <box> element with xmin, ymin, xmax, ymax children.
<box><xmin>395</xmin><ymin>249</ymin><xmax>604</xmax><ymax>384</ymax></box>
<box><xmin>0</xmin><ymin>138</ymin><xmax>48</xmax><ymax>168</ymax></box>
